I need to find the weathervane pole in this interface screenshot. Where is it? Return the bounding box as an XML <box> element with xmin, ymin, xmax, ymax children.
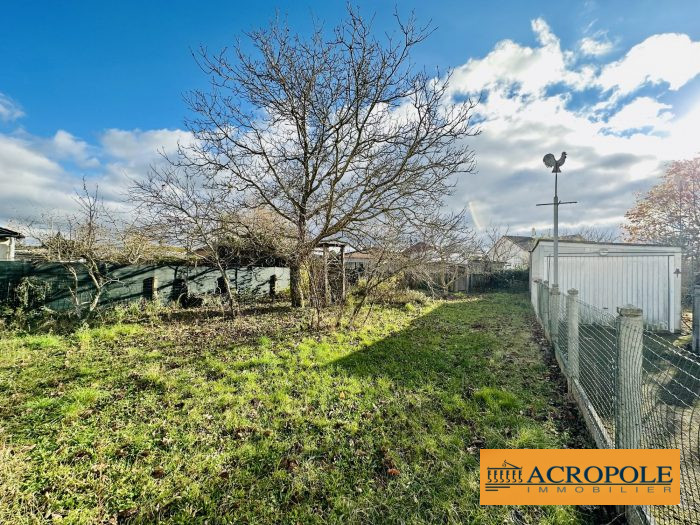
<box><xmin>553</xmin><ymin>171</ymin><xmax>559</xmax><ymax>287</ymax></box>
<box><xmin>538</xmin><ymin>152</ymin><xmax>576</xmax><ymax>288</ymax></box>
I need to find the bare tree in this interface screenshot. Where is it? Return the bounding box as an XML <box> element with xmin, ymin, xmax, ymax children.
<box><xmin>560</xmin><ymin>226</ymin><xmax>618</xmax><ymax>243</ymax></box>
<box><xmin>131</xmin><ymin>166</ymin><xmax>242</xmax><ymax>315</ymax></box>
<box><xmin>132</xmin><ymin>167</ymin><xmax>298</xmax><ymax>316</ymax></box>
<box><xmin>342</xmin><ymin>211</ymin><xmax>478</xmax><ymax>324</ymax></box>
<box><xmin>406</xmin><ymin>211</ymin><xmax>480</xmax><ymax>293</ymax></box>
<box><xmin>178</xmin><ymin>7</ymin><xmax>479</xmax><ymax>306</ymax></box>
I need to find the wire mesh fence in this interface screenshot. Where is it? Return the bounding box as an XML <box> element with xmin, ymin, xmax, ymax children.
<box><xmin>533</xmin><ymin>280</ymin><xmax>700</xmax><ymax>525</ymax></box>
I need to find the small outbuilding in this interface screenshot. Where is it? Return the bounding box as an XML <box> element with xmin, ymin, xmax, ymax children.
<box><xmin>530</xmin><ymin>239</ymin><xmax>683</xmax><ymax>332</ymax></box>
<box><xmin>0</xmin><ymin>227</ymin><xmax>23</xmax><ymax>261</ymax></box>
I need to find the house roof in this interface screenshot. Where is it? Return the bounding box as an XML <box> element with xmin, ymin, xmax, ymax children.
<box><xmin>345</xmin><ymin>250</ymin><xmax>376</xmax><ymax>260</ymax></box>
<box><xmin>503</xmin><ymin>234</ymin><xmax>586</xmax><ymax>252</ymax></box>
<box><xmin>503</xmin><ymin>235</ymin><xmax>534</xmax><ymax>251</ymax></box>
<box><xmin>0</xmin><ymin>227</ymin><xmax>24</xmax><ymax>239</ymax></box>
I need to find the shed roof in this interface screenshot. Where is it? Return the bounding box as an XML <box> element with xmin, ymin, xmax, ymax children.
<box><xmin>530</xmin><ymin>238</ymin><xmax>681</xmax><ymax>252</ymax></box>
<box><xmin>0</xmin><ymin>227</ymin><xmax>24</xmax><ymax>239</ymax></box>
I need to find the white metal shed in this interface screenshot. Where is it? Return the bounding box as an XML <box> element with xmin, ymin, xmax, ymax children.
<box><xmin>529</xmin><ymin>240</ymin><xmax>683</xmax><ymax>332</ymax></box>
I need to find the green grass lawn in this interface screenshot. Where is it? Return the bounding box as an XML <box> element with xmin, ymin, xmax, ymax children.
<box><xmin>0</xmin><ymin>293</ymin><xmax>602</xmax><ymax>524</ymax></box>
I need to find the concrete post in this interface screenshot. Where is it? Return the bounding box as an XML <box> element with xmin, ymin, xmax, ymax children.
<box><xmin>567</xmin><ymin>289</ymin><xmax>580</xmax><ymax>388</ymax></box>
<box><xmin>542</xmin><ymin>281</ymin><xmax>550</xmax><ymax>339</ymax></box>
<box><xmin>615</xmin><ymin>305</ymin><xmax>643</xmax><ymax>449</ymax></box>
<box><xmin>693</xmin><ymin>282</ymin><xmax>699</xmax><ymax>354</ymax></box>
<box><xmin>550</xmin><ymin>284</ymin><xmax>560</xmax><ymax>348</ymax></box>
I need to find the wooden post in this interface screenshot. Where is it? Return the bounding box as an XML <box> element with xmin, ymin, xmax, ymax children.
<box><xmin>323</xmin><ymin>245</ymin><xmax>331</xmax><ymax>306</ymax></box>
<box><xmin>340</xmin><ymin>244</ymin><xmax>346</xmax><ymax>302</ymax></box>
<box><xmin>615</xmin><ymin>305</ymin><xmax>643</xmax><ymax>449</ymax></box>
<box><xmin>567</xmin><ymin>289</ymin><xmax>579</xmax><ymax>390</ymax></box>
<box><xmin>269</xmin><ymin>274</ymin><xmax>277</xmax><ymax>300</ymax></box>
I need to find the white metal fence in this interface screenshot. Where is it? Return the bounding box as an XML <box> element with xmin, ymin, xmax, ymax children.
<box><xmin>533</xmin><ymin>279</ymin><xmax>700</xmax><ymax>525</ymax></box>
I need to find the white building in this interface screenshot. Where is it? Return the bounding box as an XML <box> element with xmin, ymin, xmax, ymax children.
<box><xmin>0</xmin><ymin>227</ymin><xmax>23</xmax><ymax>261</ymax></box>
<box><xmin>487</xmin><ymin>235</ymin><xmax>533</xmax><ymax>268</ymax></box>
<box><xmin>489</xmin><ymin>234</ymin><xmax>585</xmax><ymax>269</ymax></box>
<box><xmin>530</xmin><ymin>239</ymin><xmax>683</xmax><ymax>332</ymax></box>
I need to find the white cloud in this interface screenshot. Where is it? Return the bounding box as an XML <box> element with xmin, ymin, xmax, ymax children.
<box><xmin>604</xmin><ymin>97</ymin><xmax>673</xmax><ymax>134</ymax></box>
<box><xmin>0</xmin><ymin>134</ymin><xmax>76</xmax><ymax>222</ymax></box>
<box><xmin>531</xmin><ymin>18</ymin><xmax>558</xmax><ymax>48</ymax></box>
<box><xmin>48</xmin><ymin>130</ymin><xmax>100</xmax><ymax>168</ymax></box>
<box><xmin>101</xmin><ymin>128</ymin><xmax>192</xmax><ymax>165</ymax></box>
<box><xmin>449</xmin><ymin>17</ymin><xmax>594</xmax><ymax>99</ymax></box>
<box><xmin>0</xmin><ymin>127</ymin><xmax>193</xmax><ymax>225</ymax></box>
<box><xmin>0</xmin><ymin>93</ymin><xmax>24</xmax><ymax>122</ymax></box>
<box><xmin>445</xmin><ymin>21</ymin><xmax>700</xmax><ymax>234</ymax></box>
<box><xmin>598</xmin><ymin>33</ymin><xmax>700</xmax><ymax>95</ymax></box>
<box><xmin>579</xmin><ymin>35</ymin><xmax>613</xmax><ymax>56</ymax></box>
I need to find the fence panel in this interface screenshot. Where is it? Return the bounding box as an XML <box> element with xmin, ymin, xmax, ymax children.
<box><xmin>534</xmin><ymin>283</ymin><xmax>700</xmax><ymax>525</ymax></box>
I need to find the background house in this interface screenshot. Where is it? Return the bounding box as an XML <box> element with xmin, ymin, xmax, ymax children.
<box><xmin>489</xmin><ymin>234</ymin><xmax>585</xmax><ymax>269</ymax></box>
<box><xmin>0</xmin><ymin>227</ymin><xmax>23</xmax><ymax>261</ymax></box>
<box><xmin>488</xmin><ymin>235</ymin><xmax>535</xmax><ymax>268</ymax></box>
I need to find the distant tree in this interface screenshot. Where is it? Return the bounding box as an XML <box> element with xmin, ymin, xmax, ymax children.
<box><xmin>132</xmin><ymin>167</ymin><xmax>295</xmax><ymax>317</ymax></box>
<box><xmin>342</xmin><ymin>211</ymin><xmax>478</xmax><ymax>324</ymax></box>
<box><xmin>565</xmin><ymin>226</ymin><xmax>618</xmax><ymax>243</ymax></box>
<box><xmin>623</xmin><ymin>157</ymin><xmax>699</xmax><ymax>268</ymax></box>
<box><xmin>178</xmin><ymin>6</ymin><xmax>479</xmax><ymax>306</ymax></box>
<box><xmin>30</xmin><ymin>182</ymin><xmax>157</xmax><ymax>318</ymax></box>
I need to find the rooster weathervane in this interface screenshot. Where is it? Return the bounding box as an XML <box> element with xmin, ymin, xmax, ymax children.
<box><xmin>536</xmin><ymin>151</ymin><xmax>576</xmax><ymax>289</ymax></box>
<box><xmin>543</xmin><ymin>151</ymin><xmax>567</xmax><ymax>173</ymax></box>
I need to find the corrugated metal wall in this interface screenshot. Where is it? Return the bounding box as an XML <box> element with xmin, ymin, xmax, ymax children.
<box><xmin>0</xmin><ymin>261</ymin><xmax>290</xmax><ymax>312</ymax></box>
<box><xmin>530</xmin><ymin>241</ymin><xmax>682</xmax><ymax>332</ymax></box>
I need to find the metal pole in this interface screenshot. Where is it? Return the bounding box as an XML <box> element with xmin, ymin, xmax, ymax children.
<box><xmin>553</xmin><ymin>172</ymin><xmax>559</xmax><ymax>287</ymax></box>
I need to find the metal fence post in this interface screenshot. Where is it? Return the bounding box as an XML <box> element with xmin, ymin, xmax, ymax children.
<box><xmin>567</xmin><ymin>289</ymin><xmax>579</xmax><ymax>391</ymax></box>
<box><xmin>550</xmin><ymin>284</ymin><xmax>560</xmax><ymax>348</ymax></box>
<box><xmin>693</xmin><ymin>282</ymin><xmax>699</xmax><ymax>354</ymax></box>
<box><xmin>615</xmin><ymin>305</ymin><xmax>643</xmax><ymax>449</ymax></box>
<box><xmin>542</xmin><ymin>281</ymin><xmax>550</xmax><ymax>339</ymax></box>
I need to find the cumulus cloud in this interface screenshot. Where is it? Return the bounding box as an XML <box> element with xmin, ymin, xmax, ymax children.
<box><xmin>598</xmin><ymin>33</ymin><xmax>700</xmax><ymax>96</ymax></box>
<box><xmin>0</xmin><ymin>93</ymin><xmax>24</xmax><ymax>122</ymax></box>
<box><xmin>603</xmin><ymin>97</ymin><xmax>673</xmax><ymax>134</ymax></box>
<box><xmin>446</xmin><ymin>22</ymin><xmax>700</xmax><ymax>234</ymax></box>
<box><xmin>449</xmin><ymin>17</ymin><xmax>594</xmax><ymax>99</ymax></box>
<box><xmin>48</xmin><ymin>130</ymin><xmax>100</xmax><ymax>168</ymax></box>
<box><xmin>0</xmin><ymin>127</ymin><xmax>192</xmax><ymax>225</ymax></box>
<box><xmin>579</xmin><ymin>35</ymin><xmax>613</xmax><ymax>56</ymax></box>
<box><xmin>100</xmin><ymin>128</ymin><xmax>192</xmax><ymax>165</ymax></box>
<box><xmin>0</xmin><ymin>134</ymin><xmax>77</xmax><ymax>221</ymax></box>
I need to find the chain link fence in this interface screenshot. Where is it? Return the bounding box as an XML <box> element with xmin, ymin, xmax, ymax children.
<box><xmin>533</xmin><ymin>280</ymin><xmax>700</xmax><ymax>525</ymax></box>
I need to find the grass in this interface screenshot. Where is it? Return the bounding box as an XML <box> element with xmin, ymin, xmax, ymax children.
<box><xmin>0</xmin><ymin>293</ymin><xmax>602</xmax><ymax>524</ymax></box>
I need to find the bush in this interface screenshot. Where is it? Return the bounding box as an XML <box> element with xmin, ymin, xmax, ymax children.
<box><xmin>0</xmin><ymin>277</ymin><xmax>54</xmax><ymax>331</ymax></box>
<box><xmin>351</xmin><ymin>277</ymin><xmax>431</xmax><ymax>307</ymax></box>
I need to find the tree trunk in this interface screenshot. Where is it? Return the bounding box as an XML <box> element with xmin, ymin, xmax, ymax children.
<box><xmin>290</xmin><ymin>261</ymin><xmax>304</xmax><ymax>307</ymax></box>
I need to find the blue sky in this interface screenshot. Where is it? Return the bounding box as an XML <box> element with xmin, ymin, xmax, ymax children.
<box><xmin>2</xmin><ymin>0</ymin><xmax>700</xmax><ymax>233</ymax></box>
